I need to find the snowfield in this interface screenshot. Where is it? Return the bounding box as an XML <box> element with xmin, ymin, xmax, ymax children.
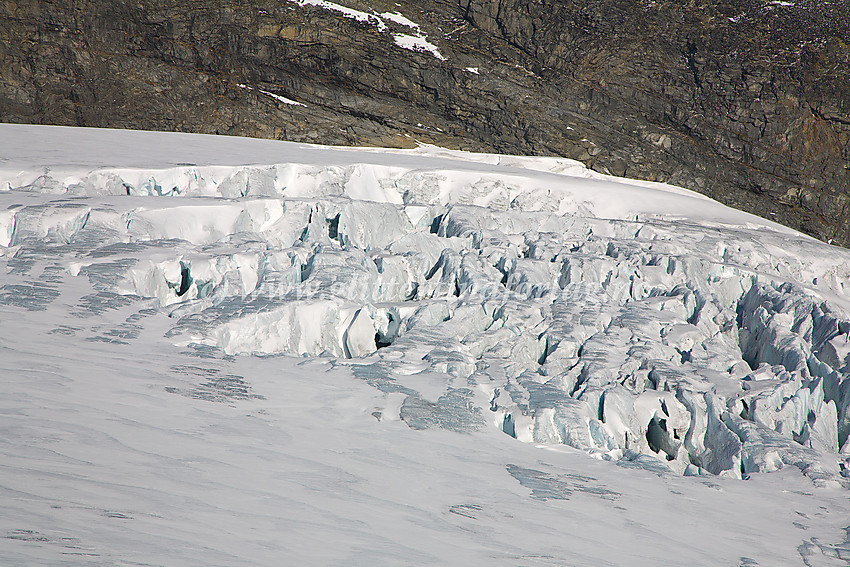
<box><xmin>2</xmin><ymin>124</ymin><xmax>850</xmax><ymax>565</ymax></box>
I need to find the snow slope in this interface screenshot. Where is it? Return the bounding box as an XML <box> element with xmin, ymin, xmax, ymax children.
<box><xmin>2</xmin><ymin>124</ymin><xmax>850</xmax><ymax>565</ymax></box>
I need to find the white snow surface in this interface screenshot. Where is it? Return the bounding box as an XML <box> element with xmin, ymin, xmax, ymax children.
<box><xmin>2</xmin><ymin>124</ymin><xmax>850</xmax><ymax>565</ymax></box>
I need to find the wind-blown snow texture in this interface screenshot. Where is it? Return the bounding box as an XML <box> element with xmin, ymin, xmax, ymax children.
<box><xmin>3</xmin><ymin>124</ymin><xmax>850</xmax><ymax>565</ymax></box>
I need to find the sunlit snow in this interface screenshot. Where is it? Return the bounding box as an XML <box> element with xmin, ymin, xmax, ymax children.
<box><xmin>2</xmin><ymin>124</ymin><xmax>850</xmax><ymax>565</ymax></box>
<box><xmin>392</xmin><ymin>33</ymin><xmax>446</xmax><ymax>60</ymax></box>
<box><xmin>378</xmin><ymin>11</ymin><xmax>420</xmax><ymax>29</ymax></box>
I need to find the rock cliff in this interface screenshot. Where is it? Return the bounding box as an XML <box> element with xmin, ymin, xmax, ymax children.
<box><xmin>1</xmin><ymin>0</ymin><xmax>848</xmax><ymax>244</ymax></box>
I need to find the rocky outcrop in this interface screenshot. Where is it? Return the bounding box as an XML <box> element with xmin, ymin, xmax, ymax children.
<box><xmin>1</xmin><ymin>0</ymin><xmax>849</xmax><ymax>244</ymax></box>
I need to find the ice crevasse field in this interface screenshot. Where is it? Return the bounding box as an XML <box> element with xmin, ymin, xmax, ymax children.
<box><xmin>2</xmin><ymin>123</ymin><xmax>850</xmax><ymax>565</ymax></box>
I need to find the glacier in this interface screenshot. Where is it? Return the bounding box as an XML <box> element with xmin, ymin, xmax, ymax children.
<box><xmin>3</xmin><ymin>124</ymin><xmax>850</xmax><ymax>565</ymax></box>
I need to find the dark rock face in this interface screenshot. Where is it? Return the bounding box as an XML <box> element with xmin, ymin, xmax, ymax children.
<box><xmin>2</xmin><ymin>0</ymin><xmax>848</xmax><ymax>245</ymax></box>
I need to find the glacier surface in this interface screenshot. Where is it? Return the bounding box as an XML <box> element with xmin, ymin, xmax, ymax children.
<box><xmin>3</xmin><ymin>124</ymin><xmax>850</xmax><ymax>565</ymax></box>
